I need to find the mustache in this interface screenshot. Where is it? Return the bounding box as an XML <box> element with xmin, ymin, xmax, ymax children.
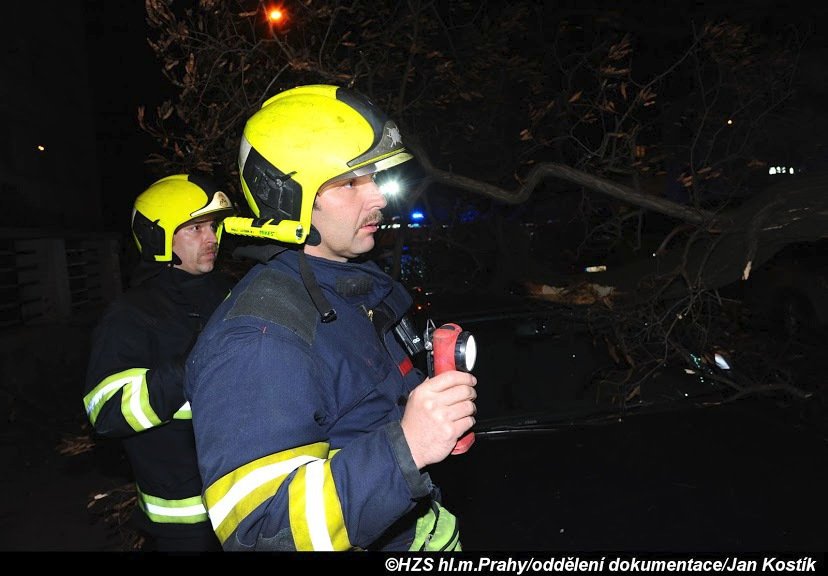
<box><xmin>360</xmin><ymin>211</ymin><xmax>384</xmax><ymax>227</ymax></box>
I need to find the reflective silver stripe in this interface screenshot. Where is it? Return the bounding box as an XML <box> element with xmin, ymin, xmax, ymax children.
<box><xmin>143</xmin><ymin>501</ymin><xmax>207</xmax><ymax>518</ymax></box>
<box><xmin>137</xmin><ymin>488</ymin><xmax>209</xmax><ymax>523</ymax></box>
<box><xmin>208</xmin><ymin>454</ymin><xmax>321</xmax><ymax>530</ymax></box>
<box><xmin>125</xmin><ymin>376</ymin><xmax>155</xmax><ymax>430</ymax></box>
<box><xmin>305</xmin><ymin>459</ymin><xmax>333</xmax><ymax>551</ymax></box>
<box><xmin>85</xmin><ymin>372</ymin><xmax>143</xmax><ymax>418</ymax></box>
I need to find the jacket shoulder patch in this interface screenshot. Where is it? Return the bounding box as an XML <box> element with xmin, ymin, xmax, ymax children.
<box><xmin>226</xmin><ymin>268</ymin><xmax>317</xmax><ymax>345</ymax></box>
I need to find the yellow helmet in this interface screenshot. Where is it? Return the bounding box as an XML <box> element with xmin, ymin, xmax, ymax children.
<box><xmin>131</xmin><ymin>174</ymin><xmax>235</xmax><ymax>262</ymax></box>
<box><xmin>228</xmin><ymin>84</ymin><xmax>413</xmax><ymax>244</ymax></box>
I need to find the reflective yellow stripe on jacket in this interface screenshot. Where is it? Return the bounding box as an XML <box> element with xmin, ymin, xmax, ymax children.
<box><xmin>83</xmin><ymin>368</ymin><xmax>190</xmax><ymax>429</ymax></box>
<box><xmin>409</xmin><ymin>501</ymin><xmax>462</xmax><ymax>551</ymax></box>
<box><xmin>203</xmin><ymin>442</ymin><xmax>350</xmax><ymax>549</ymax></box>
<box><xmin>172</xmin><ymin>402</ymin><xmax>192</xmax><ymax>420</ymax></box>
<box><xmin>136</xmin><ymin>485</ymin><xmax>209</xmax><ymax>524</ymax></box>
<box><xmin>83</xmin><ymin>368</ymin><xmax>162</xmax><ymax>431</ymax></box>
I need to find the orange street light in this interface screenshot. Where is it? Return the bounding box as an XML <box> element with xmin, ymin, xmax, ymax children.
<box><xmin>267</xmin><ymin>6</ymin><xmax>286</xmax><ymax>24</ymax></box>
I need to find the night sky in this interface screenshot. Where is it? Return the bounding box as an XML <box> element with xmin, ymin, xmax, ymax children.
<box><xmin>82</xmin><ymin>0</ymin><xmax>167</xmax><ymax>232</ymax></box>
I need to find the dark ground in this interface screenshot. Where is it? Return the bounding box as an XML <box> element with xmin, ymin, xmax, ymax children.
<box><xmin>0</xmin><ymin>313</ymin><xmax>826</xmax><ymax>555</ymax></box>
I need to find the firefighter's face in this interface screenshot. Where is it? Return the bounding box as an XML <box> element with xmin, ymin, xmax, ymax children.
<box><xmin>304</xmin><ymin>174</ymin><xmax>386</xmax><ymax>262</ymax></box>
<box><xmin>172</xmin><ymin>217</ymin><xmax>219</xmax><ymax>275</ymax></box>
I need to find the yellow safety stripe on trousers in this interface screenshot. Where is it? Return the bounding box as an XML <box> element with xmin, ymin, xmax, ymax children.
<box><xmin>288</xmin><ymin>457</ymin><xmax>349</xmax><ymax>550</ymax></box>
<box><xmin>83</xmin><ymin>368</ymin><xmax>161</xmax><ymax>431</ymax></box>
<box><xmin>204</xmin><ymin>442</ymin><xmax>347</xmax><ymax>547</ymax></box>
<box><xmin>409</xmin><ymin>501</ymin><xmax>462</xmax><ymax>551</ymax></box>
<box><xmin>136</xmin><ymin>485</ymin><xmax>209</xmax><ymax>524</ymax></box>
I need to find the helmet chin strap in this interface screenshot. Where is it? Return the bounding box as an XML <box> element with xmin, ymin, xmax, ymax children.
<box><xmin>299</xmin><ymin>226</ymin><xmax>338</xmax><ymax>322</ymax></box>
<box><xmin>298</xmin><ymin>251</ymin><xmax>337</xmax><ymax>323</ymax></box>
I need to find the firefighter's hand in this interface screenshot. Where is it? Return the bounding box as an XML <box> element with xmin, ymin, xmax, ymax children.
<box><xmin>401</xmin><ymin>371</ymin><xmax>477</xmax><ymax>469</ymax></box>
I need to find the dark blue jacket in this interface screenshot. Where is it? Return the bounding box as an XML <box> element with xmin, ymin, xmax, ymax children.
<box><xmin>185</xmin><ymin>250</ymin><xmax>439</xmax><ymax>550</ymax></box>
<box><xmin>83</xmin><ymin>265</ymin><xmax>230</xmax><ymax>546</ymax></box>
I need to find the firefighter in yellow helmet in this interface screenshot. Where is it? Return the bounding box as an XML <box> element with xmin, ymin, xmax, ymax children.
<box><xmin>83</xmin><ymin>174</ymin><xmax>235</xmax><ymax>551</ymax></box>
<box><xmin>185</xmin><ymin>85</ymin><xmax>477</xmax><ymax>551</ymax></box>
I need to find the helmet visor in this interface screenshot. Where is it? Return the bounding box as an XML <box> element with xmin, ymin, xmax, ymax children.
<box><xmin>320</xmin><ymin>118</ymin><xmax>413</xmax><ymax>190</ymax></box>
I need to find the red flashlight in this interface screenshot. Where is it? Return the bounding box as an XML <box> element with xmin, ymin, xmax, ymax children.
<box><xmin>426</xmin><ymin>321</ymin><xmax>477</xmax><ymax>455</ymax></box>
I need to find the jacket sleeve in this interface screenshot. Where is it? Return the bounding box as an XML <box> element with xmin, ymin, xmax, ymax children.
<box><xmin>82</xmin><ymin>303</ymin><xmax>190</xmax><ymax>438</ymax></box>
<box><xmin>186</xmin><ymin>325</ymin><xmax>432</xmax><ymax>551</ymax></box>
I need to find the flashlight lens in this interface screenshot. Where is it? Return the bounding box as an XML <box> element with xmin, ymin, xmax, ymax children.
<box><xmin>461</xmin><ymin>333</ymin><xmax>477</xmax><ymax>372</ymax></box>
